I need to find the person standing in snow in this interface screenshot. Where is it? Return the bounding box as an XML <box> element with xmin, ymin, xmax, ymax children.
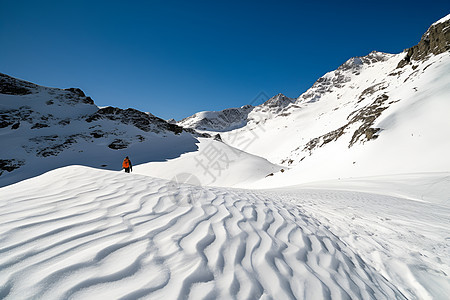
<box><xmin>122</xmin><ymin>156</ymin><xmax>132</xmax><ymax>173</ymax></box>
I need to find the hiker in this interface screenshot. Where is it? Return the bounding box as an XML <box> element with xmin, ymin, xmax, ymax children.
<box><xmin>122</xmin><ymin>156</ymin><xmax>132</xmax><ymax>173</ymax></box>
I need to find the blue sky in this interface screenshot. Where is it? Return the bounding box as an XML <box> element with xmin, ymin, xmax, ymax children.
<box><xmin>1</xmin><ymin>1</ymin><xmax>448</xmax><ymax>120</ymax></box>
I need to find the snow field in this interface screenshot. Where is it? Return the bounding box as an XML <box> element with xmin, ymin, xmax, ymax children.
<box><xmin>133</xmin><ymin>138</ymin><xmax>282</xmax><ymax>187</ymax></box>
<box><xmin>0</xmin><ymin>166</ymin><xmax>415</xmax><ymax>299</ymax></box>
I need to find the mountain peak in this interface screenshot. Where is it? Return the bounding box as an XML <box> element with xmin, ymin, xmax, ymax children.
<box><xmin>338</xmin><ymin>51</ymin><xmax>392</xmax><ymax>72</ymax></box>
<box><xmin>262</xmin><ymin>93</ymin><xmax>296</xmax><ymax>108</ymax></box>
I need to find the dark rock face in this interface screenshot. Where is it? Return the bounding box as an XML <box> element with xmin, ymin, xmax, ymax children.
<box><xmin>0</xmin><ymin>73</ymin><xmax>95</xmax><ymax>106</ymax></box>
<box><xmin>0</xmin><ymin>121</ymin><xmax>11</xmax><ymax>128</ymax></box>
<box><xmin>0</xmin><ymin>107</ymin><xmax>34</xmax><ymax>128</ymax></box>
<box><xmin>0</xmin><ymin>73</ymin><xmax>34</xmax><ymax>95</ymax></box>
<box><xmin>57</xmin><ymin>89</ymin><xmax>94</xmax><ymax>105</ymax></box>
<box><xmin>304</xmin><ymin>125</ymin><xmax>347</xmax><ymax>153</ymax></box>
<box><xmin>90</xmin><ymin>131</ymin><xmax>104</xmax><ymax>138</ymax></box>
<box><xmin>63</xmin><ymin>88</ymin><xmax>94</xmax><ymax>105</ymax></box>
<box><xmin>262</xmin><ymin>93</ymin><xmax>295</xmax><ymax>108</ymax></box>
<box><xmin>108</xmin><ymin>139</ymin><xmax>129</xmax><ymax>150</ymax></box>
<box><xmin>304</xmin><ymin>94</ymin><xmax>393</xmax><ymax>153</ymax></box>
<box><xmin>398</xmin><ymin>18</ymin><xmax>450</xmax><ymax>68</ymax></box>
<box><xmin>348</xmin><ymin>94</ymin><xmax>390</xmax><ymax>147</ymax></box>
<box><xmin>0</xmin><ymin>159</ymin><xmax>25</xmax><ymax>175</ymax></box>
<box><xmin>64</xmin><ymin>88</ymin><xmax>86</xmax><ymax>97</ymax></box>
<box><xmin>87</xmin><ymin>106</ymin><xmax>189</xmax><ymax>135</ymax></box>
<box><xmin>31</xmin><ymin>123</ymin><xmax>50</xmax><ymax>129</ymax></box>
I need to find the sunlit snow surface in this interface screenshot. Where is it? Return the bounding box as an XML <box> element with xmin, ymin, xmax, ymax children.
<box><xmin>1</xmin><ymin>166</ymin><xmax>449</xmax><ymax>299</ymax></box>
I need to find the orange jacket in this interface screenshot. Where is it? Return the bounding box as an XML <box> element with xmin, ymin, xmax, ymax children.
<box><xmin>122</xmin><ymin>158</ymin><xmax>130</xmax><ymax>169</ymax></box>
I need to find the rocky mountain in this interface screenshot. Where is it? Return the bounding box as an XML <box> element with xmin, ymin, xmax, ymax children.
<box><xmin>178</xmin><ymin>93</ymin><xmax>296</xmax><ymax>131</ymax></box>
<box><xmin>397</xmin><ymin>14</ymin><xmax>450</xmax><ymax>67</ymax></box>
<box><xmin>179</xmin><ymin>14</ymin><xmax>450</xmax><ymax>185</ymax></box>
<box><xmin>178</xmin><ymin>104</ymin><xmax>254</xmax><ymax>132</ymax></box>
<box><xmin>0</xmin><ymin>73</ymin><xmax>207</xmax><ymax>187</ymax></box>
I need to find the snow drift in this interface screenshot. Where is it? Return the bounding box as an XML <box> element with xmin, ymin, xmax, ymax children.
<box><xmin>2</xmin><ymin>166</ymin><xmax>448</xmax><ymax>299</ymax></box>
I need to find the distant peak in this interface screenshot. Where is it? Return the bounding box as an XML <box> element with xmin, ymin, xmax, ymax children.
<box><xmin>338</xmin><ymin>52</ymin><xmax>391</xmax><ymax>71</ymax></box>
<box><xmin>262</xmin><ymin>93</ymin><xmax>295</xmax><ymax>108</ymax></box>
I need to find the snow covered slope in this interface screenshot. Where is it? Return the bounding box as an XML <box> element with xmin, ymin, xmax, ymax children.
<box><xmin>0</xmin><ymin>73</ymin><xmax>209</xmax><ymax>187</ymax></box>
<box><xmin>179</xmin><ymin>16</ymin><xmax>450</xmax><ymax>187</ymax></box>
<box><xmin>2</xmin><ymin>166</ymin><xmax>449</xmax><ymax>299</ymax></box>
<box><xmin>133</xmin><ymin>138</ymin><xmax>282</xmax><ymax>187</ymax></box>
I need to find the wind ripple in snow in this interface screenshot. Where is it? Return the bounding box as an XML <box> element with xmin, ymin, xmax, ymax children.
<box><xmin>0</xmin><ymin>166</ymin><xmax>406</xmax><ymax>299</ymax></box>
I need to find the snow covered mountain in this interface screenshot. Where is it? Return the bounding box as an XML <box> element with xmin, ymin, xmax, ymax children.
<box><xmin>0</xmin><ymin>74</ymin><xmax>226</xmax><ymax>186</ymax></box>
<box><xmin>179</xmin><ymin>14</ymin><xmax>450</xmax><ymax>187</ymax></box>
<box><xmin>0</xmin><ymin>73</ymin><xmax>281</xmax><ymax>188</ymax></box>
<box><xmin>177</xmin><ymin>93</ymin><xmax>296</xmax><ymax>132</ymax></box>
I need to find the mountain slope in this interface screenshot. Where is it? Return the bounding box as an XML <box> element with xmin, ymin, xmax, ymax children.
<box><xmin>180</xmin><ymin>15</ymin><xmax>450</xmax><ymax>187</ymax></box>
<box><xmin>0</xmin><ymin>73</ymin><xmax>206</xmax><ymax>187</ymax></box>
<box><xmin>133</xmin><ymin>138</ymin><xmax>282</xmax><ymax>187</ymax></box>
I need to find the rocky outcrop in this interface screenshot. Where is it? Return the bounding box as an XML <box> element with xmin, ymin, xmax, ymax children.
<box><xmin>108</xmin><ymin>139</ymin><xmax>129</xmax><ymax>150</ymax></box>
<box><xmin>0</xmin><ymin>106</ymin><xmax>35</xmax><ymax>128</ymax></box>
<box><xmin>398</xmin><ymin>15</ymin><xmax>450</xmax><ymax>68</ymax></box>
<box><xmin>0</xmin><ymin>73</ymin><xmax>35</xmax><ymax>95</ymax></box>
<box><xmin>0</xmin><ymin>73</ymin><xmax>95</xmax><ymax>106</ymax></box>
<box><xmin>303</xmin><ymin>93</ymin><xmax>394</xmax><ymax>154</ymax></box>
<box><xmin>301</xmin><ymin>52</ymin><xmax>392</xmax><ymax>103</ymax></box>
<box><xmin>262</xmin><ymin>93</ymin><xmax>295</xmax><ymax>109</ymax></box>
<box><xmin>179</xmin><ymin>105</ymin><xmax>254</xmax><ymax>131</ymax></box>
<box><xmin>179</xmin><ymin>94</ymin><xmax>297</xmax><ymax>131</ymax></box>
<box><xmin>0</xmin><ymin>159</ymin><xmax>25</xmax><ymax>175</ymax></box>
<box><xmin>86</xmin><ymin>106</ymin><xmax>196</xmax><ymax>136</ymax></box>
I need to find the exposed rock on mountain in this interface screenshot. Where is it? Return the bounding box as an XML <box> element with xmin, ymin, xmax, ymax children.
<box><xmin>303</xmin><ymin>93</ymin><xmax>392</xmax><ymax>154</ymax></box>
<box><xmin>261</xmin><ymin>93</ymin><xmax>295</xmax><ymax>110</ymax></box>
<box><xmin>0</xmin><ymin>73</ymin><xmax>35</xmax><ymax>95</ymax></box>
<box><xmin>300</xmin><ymin>52</ymin><xmax>393</xmax><ymax>103</ymax></box>
<box><xmin>0</xmin><ymin>159</ymin><xmax>24</xmax><ymax>176</ymax></box>
<box><xmin>86</xmin><ymin>106</ymin><xmax>185</xmax><ymax>135</ymax></box>
<box><xmin>178</xmin><ymin>93</ymin><xmax>296</xmax><ymax>131</ymax></box>
<box><xmin>178</xmin><ymin>105</ymin><xmax>254</xmax><ymax>131</ymax></box>
<box><xmin>397</xmin><ymin>15</ymin><xmax>450</xmax><ymax>68</ymax></box>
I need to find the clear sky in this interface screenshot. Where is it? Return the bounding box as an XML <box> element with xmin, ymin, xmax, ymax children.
<box><xmin>1</xmin><ymin>1</ymin><xmax>448</xmax><ymax>120</ymax></box>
